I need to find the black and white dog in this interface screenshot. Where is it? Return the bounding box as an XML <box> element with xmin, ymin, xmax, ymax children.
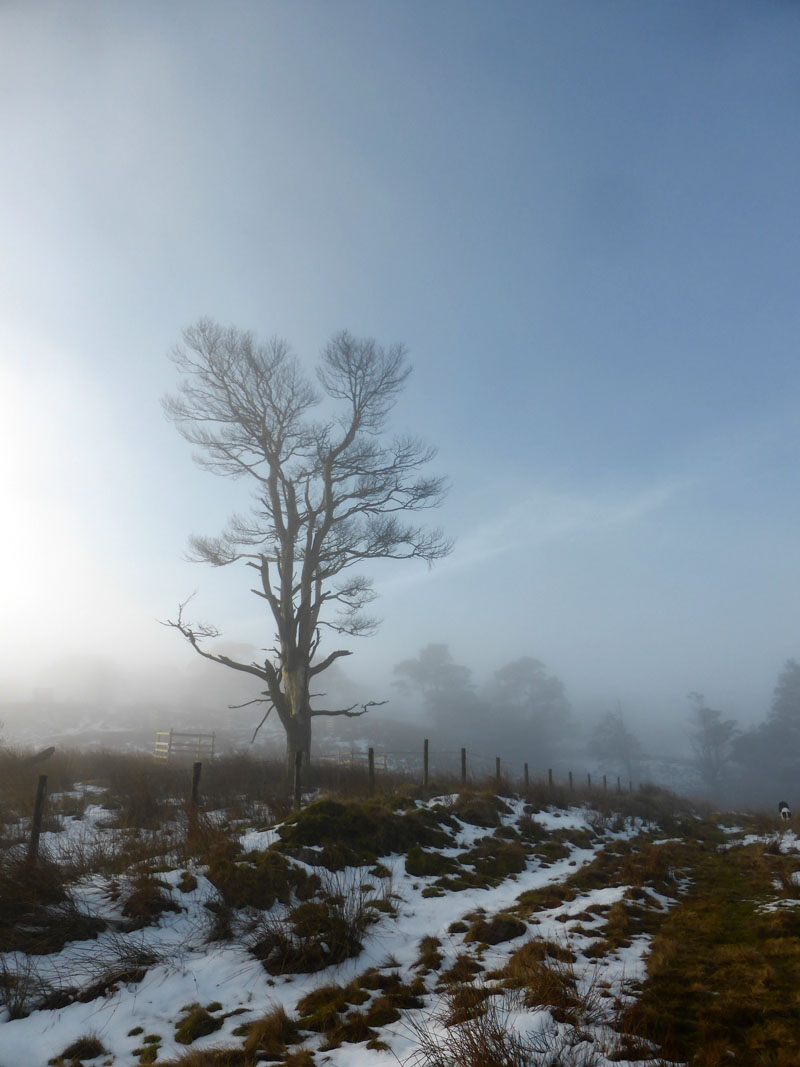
<box><xmin>779</xmin><ymin>801</ymin><xmax>791</xmax><ymax>822</ymax></box>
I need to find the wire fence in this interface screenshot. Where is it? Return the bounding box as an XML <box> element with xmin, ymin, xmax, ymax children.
<box><xmin>312</xmin><ymin>739</ymin><xmax>645</xmax><ymax>797</ymax></box>
<box><xmin>143</xmin><ymin>728</ymin><xmax>693</xmax><ymax>811</ymax></box>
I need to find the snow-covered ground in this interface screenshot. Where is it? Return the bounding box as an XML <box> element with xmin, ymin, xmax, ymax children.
<box><xmin>2</xmin><ymin>790</ymin><xmax>769</xmax><ymax>1066</ymax></box>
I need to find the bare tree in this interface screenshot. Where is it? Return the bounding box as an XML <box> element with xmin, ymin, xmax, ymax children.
<box><xmin>163</xmin><ymin>319</ymin><xmax>451</xmax><ymax>773</ymax></box>
<box><xmin>590</xmin><ymin>705</ymin><xmax>642</xmax><ymax>781</ymax></box>
<box><xmin>688</xmin><ymin>692</ymin><xmax>737</xmax><ymax>792</ymax></box>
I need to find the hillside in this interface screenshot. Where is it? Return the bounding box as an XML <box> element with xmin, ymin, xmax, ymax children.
<box><xmin>1</xmin><ymin>751</ymin><xmax>799</xmax><ymax>1066</ymax></box>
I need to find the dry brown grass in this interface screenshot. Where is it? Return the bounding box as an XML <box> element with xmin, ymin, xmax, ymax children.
<box><xmin>174</xmin><ymin>1003</ymin><xmax>224</xmax><ymax>1045</ymax></box>
<box><xmin>121</xmin><ymin>873</ymin><xmax>181</xmax><ymax>930</ymax></box>
<box><xmin>237</xmin><ymin>1003</ymin><xmax>300</xmax><ymax>1058</ymax></box>
<box><xmin>407</xmin><ymin>985</ymin><xmax>599</xmax><ymax>1067</ymax></box>
<box><xmin>50</xmin><ymin>1032</ymin><xmax>108</xmax><ymax>1064</ymax></box>
<box><xmin>0</xmin><ymin>953</ymin><xmax>51</xmax><ymax>1019</ymax></box>
<box><xmin>415</xmin><ymin>934</ymin><xmax>444</xmax><ymax>972</ymax></box>
<box><xmin>465</xmin><ymin>911</ymin><xmax>527</xmax><ymax>945</ymax></box>
<box><xmin>437</xmin><ymin>951</ymin><xmax>484</xmax><ymax>987</ymax></box>
<box><xmin>495</xmin><ymin>943</ymin><xmax>581</xmax><ymax>1020</ymax></box>
<box><xmin>155</xmin><ymin>1050</ymin><xmax>248</xmax><ymax>1067</ymax></box>
<box><xmin>621</xmin><ymin>840</ymin><xmax>800</xmax><ymax>1065</ymax></box>
<box><xmin>0</xmin><ymin>848</ymin><xmax>109</xmax><ymax>957</ymax></box>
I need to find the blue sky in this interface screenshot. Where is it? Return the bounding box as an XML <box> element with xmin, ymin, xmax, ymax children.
<box><xmin>1</xmin><ymin>1</ymin><xmax>799</xmax><ymax>738</ymax></box>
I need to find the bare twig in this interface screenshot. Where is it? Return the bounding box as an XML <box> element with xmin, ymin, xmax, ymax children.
<box><xmin>250</xmin><ymin>705</ymin><xmax>274</xmax><ymax>744</ymax></box>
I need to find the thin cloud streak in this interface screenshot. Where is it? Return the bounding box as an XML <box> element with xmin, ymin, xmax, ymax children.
<box><xmin>380</xmin><ymin>478</ymin><xmax>688</xmax><ymax>595</ymax></box>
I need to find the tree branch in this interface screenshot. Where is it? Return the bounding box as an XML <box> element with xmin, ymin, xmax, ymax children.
<box><xmin>310</xmin><ymin>699</ymin><xmax>388</xmax><ymax>718</ymax></box>
<box><xmin>309</xmin><ymin>648</ymin><xmax>353</xmax><ymax>676</ymax></box>
<box><xmin>160</xmin><ymin>597</ymin><xmax>272</xmax><ymax>684</ymax></box>
<box><xmin>250</xmin><ymin>704</ymin><xmax>274</xmax><ymax>743</ymax></box>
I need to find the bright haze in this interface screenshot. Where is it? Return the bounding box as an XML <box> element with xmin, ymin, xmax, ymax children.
<box><xmin>2</xmin><ymin>1</ymin><xmax>799</xmax><ymax>744</ymax></box>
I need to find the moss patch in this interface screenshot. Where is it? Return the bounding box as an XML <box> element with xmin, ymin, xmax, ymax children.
<box><xmin>207</xmin><ymin>848</ymin><xmax>320</xmax><ymax>910</ymax></box>
<box><xmin>458</xmin><ymin>836</ymin><xmax>528</xmax><ymax>882</ymax></box>
<box><xmin>451</xmin><ymin>792</ymin><xmax>512</xmax><ymax>828</ymax></box>
<box><xmin>405</xmin><ymin>845</ymin><xmax>459</xmax><ymax>877</ymax></box>
<box><xmin>277</xmin><ymin>798</ymin><xmax>457</xmax><ymax>869</ymax></box>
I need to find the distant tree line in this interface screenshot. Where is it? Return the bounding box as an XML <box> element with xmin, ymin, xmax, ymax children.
<box><xmin>684</xmin><ymin>659</ymin><xmax>800</xmax><ymax>805</ymax></box>
<box><xmin>389</xmin><ymin>647</ymin><xmax>800</xmax><ymax>807</ymax></box>
<box><xmin>580</xmin><ymin>660</ymin><xmax>800</xmax><ymax>805</ymax></box>
<box><xmin>729</xmin><ymin>659</ymin><xmax>800</xmax><ymax>803</ymax></box>
<box><xmin>392</xmin><ymin>644</ymin><xmax>570</xmax><ymax>765</ymax></box>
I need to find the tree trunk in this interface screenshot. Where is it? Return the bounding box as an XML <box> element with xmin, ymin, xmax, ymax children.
<box><xmin>284</xmin><ymin>709</ymin><xmax>312</xmax><ymax>783</ymax></box>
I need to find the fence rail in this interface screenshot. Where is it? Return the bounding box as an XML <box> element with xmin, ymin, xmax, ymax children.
<box><xmin>154</xmin><ymin>730</ymin><xmax>216</xmax><ymax>763</ymax></box>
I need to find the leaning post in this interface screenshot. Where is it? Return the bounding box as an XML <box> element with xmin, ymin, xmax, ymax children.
<box><xmin>27</xmin><ymin>775</ymin><xmax>48</xmax><ymax>864</ymax></box>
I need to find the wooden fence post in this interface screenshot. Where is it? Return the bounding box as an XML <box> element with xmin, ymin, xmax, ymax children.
<box><xmin>461</xmin><ymin>747</ymin><xmax>467</xmax><ymax>784</ymax></box>
<box><xmin>191</xmin><ymin>762</ymin><xmax>202</xmax><ymax>806</ymax></box>
<box><xmin>569</xmin><ymin>771</ymin><xmax>573</xmax><ymax>791</ymax></box>
<box><xmin>168</xmin><ymin>728</ymin><xmax>174</xmax><ymax>763</ymax></box>
<box><xmin>587</xmin><ymin>773</ymin><xmax>592</xmax><ymax>790</ymax></box>
<box><xmin>27</xmin><ymin>775</ymin><xmax>48</xmax><ymax>863</ymax></box>
<box><xmin>524</xmin><ymin>763</ymin><xmax>529</xmax><ymax>789</ymax></box>
<box><xmin>495</xmin><ymin>756</ymin><xmax>501</xmax><ymax>784</ymax></box>
<box><xmin>629</xmin><ymin>780</ymin><xmax>633</xmax><ymax>793</ymax></box>
<box><xmin>293</xmin><ymin>752</ymin><xmax>303</xmax><ymax>810</ymax></box>
<box><xmin>617</xmin><ymin>776</ymin><xmax>621</xmax><ymax>793</ymax></box>
<box><xmin>423</xmin><ymin>739</ymin><xmax>429</xmax><ymax>787</ymax></box>
<box><xmin>548</xmin><ymin>768</ymin><xmax>553</xmax><ymax>790</ymax></box>
<box><xmin>368</xmin><ymin>747</ymin><xmax>375</xmax><ymax>795</ymax></box>
<box><xmin>603</xmin><ymin>775</ymin><xmax>607</xmax><ymax>792</ymax></box>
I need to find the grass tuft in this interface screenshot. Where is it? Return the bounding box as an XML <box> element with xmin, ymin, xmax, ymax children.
<box><xmin>121</xmin><ymin>874</ymin><xmax>181</xmax><ymax>930</ymax></box>
<box><xmin>48</xmin><ymin>1032</ymin><xmax>107</xmax><ymax>1064</ymax></box>
<box><xmin>465</xmin><ymin>912</ymin><xmax>527</xmax><ymax>945</ymax></box>
<box><xmin>174</xmin><ymin>1003</ymin><xmax>224</xmax><ymax>1045</ymax></box>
